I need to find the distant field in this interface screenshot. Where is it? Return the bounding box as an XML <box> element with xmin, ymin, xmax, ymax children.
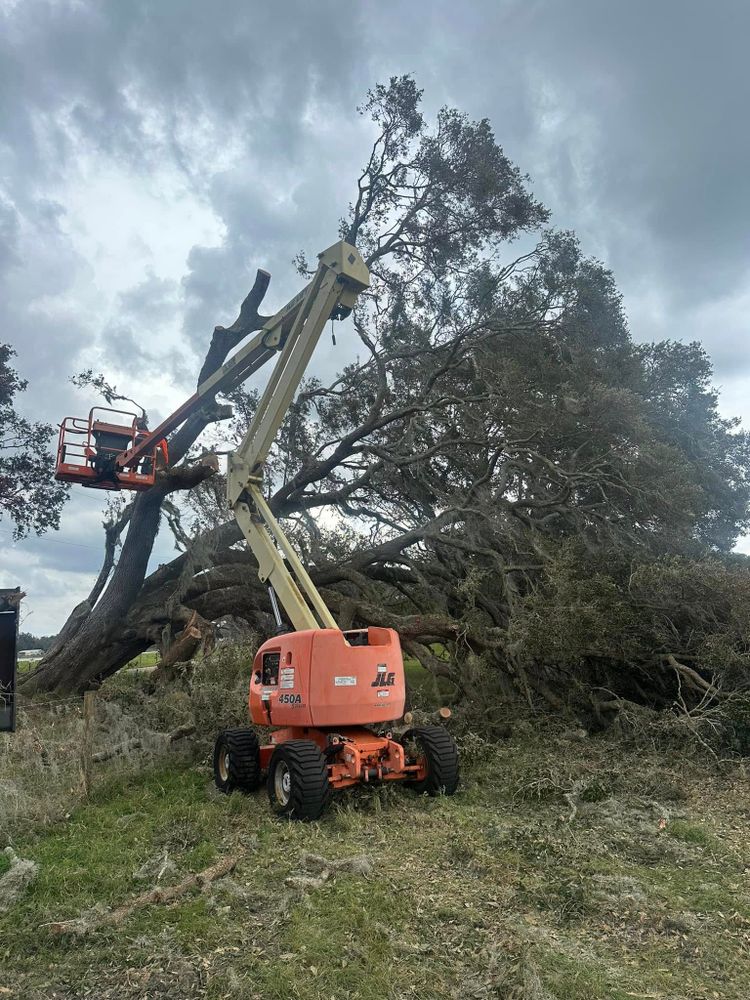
<box><xmin>18</xmin><ymin>647</ymin><xmax>443</xmax><ymax>676</ymax></box>
<box><xmin>16</xmin><ymin>657</ymin><xmax>40</xmax><ymax>674</ymax></box>
<box><xmin>125</xmin><ymin>650</ymin><xmax>160</xmax><ymax>669</ymax></box>
<box><xmin>18</xmin><ymin>650</ymin><xmax>160</xmax><ymax>670</ymax></box>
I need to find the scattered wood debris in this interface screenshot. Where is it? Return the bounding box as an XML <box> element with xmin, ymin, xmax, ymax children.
<box><xmin>0</xmin><ymin>847</ymin><xmax>39</xmax><ymax>912</ymax></box>
<box><xmin>285</xmin><ymin>851</ymin><xmax>373</xmax><ymax>890</ymax></box>
<box><xmin>47</xmin><ymin>853</ymin><xmax>239</xmax><ymax>935</ymax></box>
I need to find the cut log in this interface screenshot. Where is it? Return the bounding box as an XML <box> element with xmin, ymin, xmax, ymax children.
<box><xmin>157</xmin><ymin>610</ymin><xmax>213</xmax><ymax>673</ymax></box>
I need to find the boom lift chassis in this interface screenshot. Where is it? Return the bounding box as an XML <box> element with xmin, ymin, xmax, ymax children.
<box><xmin>57</xmin><ymin>241</ymin><xmax>459</xmax><ymax>819</ymax></box>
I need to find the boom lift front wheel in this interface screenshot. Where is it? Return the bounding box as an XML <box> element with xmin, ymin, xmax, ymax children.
<box><xmin>402</xmin><ymin>725</ymin><xmax>460</xmax><ymax>796</ymax></box>
<box><xmin>267</xmin><ymin>740</ymin><xmax>331</xmax><ymax>821</ymax></box>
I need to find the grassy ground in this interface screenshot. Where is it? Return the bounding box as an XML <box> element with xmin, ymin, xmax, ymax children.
<box><xmin>1</xmin><ymin>662</ymin><xmax>749</xmax><ymax>999</ymax></box>
<box><xmin>18</xmin><ymin>653</ymin><xmax>162</xmax><ymax>675</ymax></box>
<box><xmin>126</xmin><ymin>650</ymin><xmax>160</xmax><ymax>669</ymax></box>
<box><xmin>0</xmin><ymin>649</ymin><xmax>750</xmax><ymax>1000</ymax></box>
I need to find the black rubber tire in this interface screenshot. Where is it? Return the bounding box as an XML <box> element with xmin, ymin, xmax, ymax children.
<box><xmin>402</xmin><ymin>725</ymin><xmax>460</xmax><ymax>796</ymax></box>
<box><xmin>213</xmin><ymin>728</ymin><xmax>261</xmax><ymax>794</ymax></box>
<box><xmin>267</xmin><ymin>740</ymin><xmax>331</xmax><ymax>821</ymax></box>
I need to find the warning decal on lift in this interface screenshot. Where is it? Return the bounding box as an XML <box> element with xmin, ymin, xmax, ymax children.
<box><xmin>280</xmin><ymin>667</ymin><xmax>295</xmax><ymax>690</ymax></box>
<box><xmin>334</xmin><ymin>676</ymin><xmax>357</xmax><ymax>687</ymax></box>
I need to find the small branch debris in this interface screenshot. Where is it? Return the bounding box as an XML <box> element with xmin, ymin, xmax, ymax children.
<box><xmin>47</xmin><ymin>853</ymin><xmax>240</xmax><ymax>936</ymax></box>
<box><xmin>563</xmin><ymin>779</ymin><xmax>587</xmax><ymax>823</ymax></box>
<box><xmin>284</xmin><ymin>851</ymin><xmax>373</xmax><ymax>890</ymax></box>
<box><xmin>0</xmin><ymin>847</ymin><xmax>39</xmax><ymax>912</ymax></box>
<box><xmin>133</xmin><ymin>849</ymin><xmax>178</xmax><ymax>883</ymax></box>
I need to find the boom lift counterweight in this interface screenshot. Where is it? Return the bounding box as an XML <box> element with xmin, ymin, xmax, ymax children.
<box><xmin>58</xmin><ymin>240</ymin><xmax>459</xmax><ymax>819</ymax></box>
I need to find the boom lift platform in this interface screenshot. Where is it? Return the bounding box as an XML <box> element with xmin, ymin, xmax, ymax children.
<box><xmin>56</xmin><ymin>407</ymin><xmax>164</xmax><ymax>491</ymax></box>
<box><xmin>58</xmin><ymin>241</ymin><xmax>459</xmax><ymax>819</ymax></box>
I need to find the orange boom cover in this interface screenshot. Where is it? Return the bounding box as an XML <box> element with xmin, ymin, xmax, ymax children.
<box><xmin>248</xmin><ymin>627</ymin><xmax>405</xmax><ymax>728</ymax></box>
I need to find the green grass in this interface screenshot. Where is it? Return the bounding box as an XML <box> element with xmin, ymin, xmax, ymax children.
<box><xmin>403</xmin><ymin>650</ymin><xmax>455</xmax><ymax>706</ymax></box>
<box><xmin>666</xmin><ymin>817</ymin><xmax>718</xmax><ymax>848</ymax></box>
<box><xmin>3</xmin><ymin>703</ymin><xmax>750</xmax><ymax>998</ymax></box>
<box><xmin>125</xmin><ymin>649</ymin><xmax>160</xmax><ymax>668</ymax></box>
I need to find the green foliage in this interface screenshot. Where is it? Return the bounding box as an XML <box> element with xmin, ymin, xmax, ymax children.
<box><xmin>508</xmin><ymin>547</ymin><xmax>750</xmax><ymax>711</ymax></box>
<box><xmin>0</xmin><ymin>343</ymin><xmax>68</xmax><ymax>538</ymax></box>
<box><xmin>185</xmin><ymin>641</ymin><xmax>259</xmax><ymax>739</ymax></box>
<box><xmin>103</xmin><ymin>640</ymin><xmax>259</xmax><ymax>749</ymax></box>
<box><xmin>276</xmin><ymin>82</ymin><xmax>750</xmax><ymax>714</ymax></box>
<box><xmin>345</xmin><ymin>73</ymin><xmax>548</xmax><ymax>284</ymax></box>
<box><xmin>508</xmin><ymin>545</ymin><xmax>642</xmax><ymax>670</ymax></box>
<box><xmin>18</xmin><ymin>631</ymin><xmax>57</xmax><ymax>652</ymax></box>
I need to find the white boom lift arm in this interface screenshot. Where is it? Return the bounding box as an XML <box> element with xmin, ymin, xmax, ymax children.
<box><xmin>225</xmin><ymin>241</ymin><xmax>369</xmax><ymax>633</ymax></box>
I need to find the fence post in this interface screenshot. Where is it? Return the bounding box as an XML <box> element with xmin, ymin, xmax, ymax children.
<box><xmin>81</xmin><ymin>690</ymin><xmax>96</xmax><ymax>795</ymax></box>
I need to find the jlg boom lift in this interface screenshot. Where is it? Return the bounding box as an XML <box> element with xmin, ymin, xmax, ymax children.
<box><xmin>56</xmin><ymin>241</ymin><xmax>459</xmax><ymax>819</ymax></box>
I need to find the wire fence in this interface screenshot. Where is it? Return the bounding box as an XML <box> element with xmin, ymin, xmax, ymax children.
<box><xmin>0</xmin><ymin>689</ymin><xmax>184</xmax><ymax>837</ymax></box>
<box><xmin>15</xmin><ymin>695</ymin><xmax>84</xmax><ymax>711</ymax></box>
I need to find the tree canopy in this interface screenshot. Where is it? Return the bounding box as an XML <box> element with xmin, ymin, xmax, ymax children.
<box><xmin>0</xmin><ymin>343</ymin><xmax>68</xmax><ymax>539</ymax></box>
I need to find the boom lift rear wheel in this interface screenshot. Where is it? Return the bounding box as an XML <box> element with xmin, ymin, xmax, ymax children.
<box><xmin>213</xmin><ymin>728</ymin><xmax>261</xmax><ymax>794</ymax></box>
<box><xmin>267</xmin><ymin>740</ymin><xmax>331</xmax><ymax>820</ymax></box>
<box><xmin>402</xmin><ymin>725</ymin><xmax>460</xmax><ymax>796</ymax></box>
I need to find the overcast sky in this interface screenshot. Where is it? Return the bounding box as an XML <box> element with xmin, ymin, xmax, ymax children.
<box><xmin>2</xmin><ymin>0</ymin><xmax>749</xmax><ymax>634</ymax></box>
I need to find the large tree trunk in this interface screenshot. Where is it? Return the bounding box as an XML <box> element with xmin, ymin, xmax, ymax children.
<box><xmin>22</xmin><ymin>489</ymin><xmax>165</xmax><ymax>692</ymax></box>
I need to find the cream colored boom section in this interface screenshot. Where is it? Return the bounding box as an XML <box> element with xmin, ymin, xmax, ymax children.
<box><xmin>228</xmin><ymin>241</ymin><xmax>370</xmax><ymax>632</ymax></box>
<box><xmin>119</xmin><ymin>264</ymin><xmax>324</xmax><ymax>468</ymax></box>
<box><xmin>235</xmin><ymin>486</ymin><xmax>338</xmax><ymax>632</ymax></box>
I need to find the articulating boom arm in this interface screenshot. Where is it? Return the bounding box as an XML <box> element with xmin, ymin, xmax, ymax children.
<box><xmin>227</xmin><ymin>241</ymin><xmax>369</xmax><ymax>633</ymax></box>
<box><xmin>117</xmin><ymin>243</ymin><xmax>367</xmax><ymax>471</ymax></box>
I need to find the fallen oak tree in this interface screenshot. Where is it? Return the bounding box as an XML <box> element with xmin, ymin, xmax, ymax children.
<box><xmin>22</xmin><ymin>75</ymin><xmax>548</xmax><ymax>696</ymax></box>
<box><xmin>21</xmin><ymin>77</ymin><xmax>750</xmax><ymax>725</ymax></box>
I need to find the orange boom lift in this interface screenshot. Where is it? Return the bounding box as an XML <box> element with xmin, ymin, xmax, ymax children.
<box><xmin>56</xmin><ymin>241</ymin><xmax>459</xmax><ymax>819</ymax></box>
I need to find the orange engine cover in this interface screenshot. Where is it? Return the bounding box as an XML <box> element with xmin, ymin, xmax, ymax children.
<box><xmin>248</xmin><ymin>627</ymin><xmax>405</xmax><ymax>728</ymax></box>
